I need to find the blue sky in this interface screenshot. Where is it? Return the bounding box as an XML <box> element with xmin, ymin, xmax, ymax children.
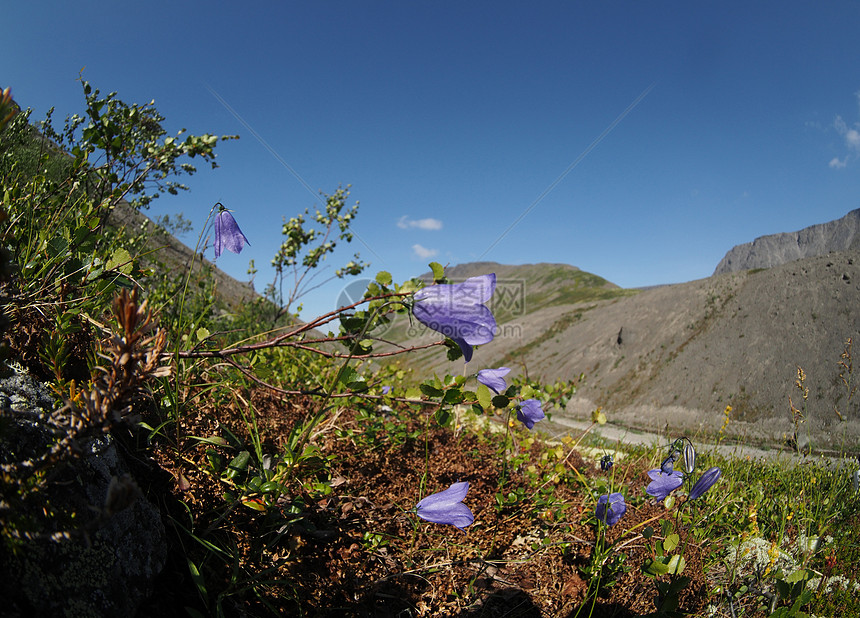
<box><xmin>5</xmin><ymin>2</ymin><xmax>860</xmax><ymax>318</ymax></box>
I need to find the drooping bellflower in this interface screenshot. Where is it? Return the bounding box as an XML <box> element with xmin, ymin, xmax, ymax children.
<box><xmin>689</xmin><ymin>466</ymin><xmax>722</xmax><ymax>500</ymax></box>
<box><xmin>595</xmin><ymin>492</ymin><xmax>626</xmax><ymax>527</ymax></box>
<box><xmin>416</xmin><ymin>481</ymin><xmax>474</xmax><ymax>531</ymax></box>
<box><xmin>600</xmin><ymin>453</ymin><xmax>614</xmax><ymax>472</ymax></box>
<box><xmin>660</xmin><ymin>453</ymin><xmax>677</xmax><ymax>475</ymax></box>
<box><xmin>477</xmin><ymin>367</ymin><xmax>511</xmax><ymax>394</ymax></box>
<box><xmin>646</xmin><ymin>468</ymin><xmax>684</xmax><ymax>501</ymax></box>
<box><xmin>515</xmin><ymin>399</ymin><xmax>545</xmax><ymax>430</ymax></box>
<box><xmin>412</xmin><ymin>274</ymin><xmax>497</xmax><ymax>362</ymax></box>
<box><xmin>214</xmin><ymin>208</ymin><xmax>250</xmax><ymax>259</ymax></box>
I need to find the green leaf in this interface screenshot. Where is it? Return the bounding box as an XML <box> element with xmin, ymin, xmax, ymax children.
<box><xmin>443</xmin><ymin>388</ymin><xmax>464</xmax><ymax>404</ymax></box>
<box><xmin>445</xmin><ymin>343</ymin><xmax>463</xmax><ymax>361</ymax></box>
<box><xmin>665</xmin><ymin>554</ymin><xmax>685</xmax><ymax>575</ymax></box>
<box><xmin>206</xmin><ymin>448</ymin><xmax>225</xmax><ymax>472</ymax></box>
<box><xmin>643</xmin><ymin>557</ymin><xmax>667</xmax><ymax>576</ymax></box>
<box><xmin>375</xmin><ymin>271</ymin><xmax>392</xmax><ymax>286</ymax></box>
<box><xmin>660</xmin><ymin>519</ymin><xmax>673</xmax><ymax>537</ymax></box>
<box><xmin>346</xmin><ymin>376</ymin><xmax>369</xmax><ymax>392</ymax></box>
<box><xmin>492</xmin><ymin>395</ymin><xmax>510</xmax><ymax>408</ymax></box>
<box><xmin>435</xmin><ymin>408</ymin><xmax>452</xmax><ymax>427</ymax></box>
<box><xmin>187</xmin><ymin>558</ymin><xmax>208</xmax><ymax>599</ymax></box>
<box><xmin>46</xmin><ymin>236</ymin><xmax>70</xmax><ymax>258</ymax></box>
<box><xmin>107</xmin><ymin>247</ymin><xmax>133</xmax><ymax>274</ymax></box>
<box><xmin>663</xmin><ymin>533</ymin><xmax>680</xmax><ymax>552</ymax></box>
<box><xmin>85</xmin><ymin>265</ymin><xmax>105</xmax><ymax>282</ymax></box>
<box><xmin>223</xmin><ymin>450</ymin><xmax>251</xmax><ymax>480</ymax></box>
<box><xmin>643</xmin><ymin>554</ymin><xmax>685</xmax><ymax>577</ymax></box>
<box><xmin>476</xmin><ymin>383</ymin><xmax>494</xmax><ymax>410</ymax></box>
<box><xmin>429</xmin><ymin>261</ymin><xmax>445</xmax><ymax>282</ymax></box>
<box><xmin>258</xmin><ymin>480</ymin><xmax>284</xmax><ymax>494</ymax></box>
<box><xmin>338</xmin><ymin>366</ymin><xmax>359</xmax><ymax>386</ymax></box>
<box><xmin>404</xmin><ymin>387</ymin><xmax>423</xmax><ymax>401</ymax></box>
<box><xmin>785</xmin><ymin>568</ymin><xmax>810</xmax><ymax>584</ymax></box>
<box><xmin>420</xmin><ymin>383</ymin><xmax>444</xmax><ymax>398</ymax></box>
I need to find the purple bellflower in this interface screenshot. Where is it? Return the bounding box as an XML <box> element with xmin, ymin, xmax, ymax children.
<box><xmin>416</xmin><ymin>481</ymin><xmax>474</xmax><ymax>531</ymax></box>
<box><xmin>412</xmin><ymin>274</ymin><xmax>497</xmax><ymax>362</ymax></box>
<box><xmin>214</xmin><ymin>208</ymin><xmax>250</xmax><ymax>259</ymax></box>
<box><xmin>600</xmin><ymin>453</ymin><xmax>614</xmax><ymax>472</ymax></box>
<box><xmin>477</xmin><ymin>367</ymin><xmax>511</xmax><ymax>394</ymax></box>
<box><xmin>660</xmin><ymin>453</ymin><xmax>677</xmax><ymax>475</ymax></box>
<box><xmin>689</xmin><ymin>466</ymin><xmax>722</xmax><ymax>500</ymax></box>
<box><xmin>646</xmin><ymin>468</ymin><xmax>684</xmax><ymax>501</ymax></box>
<box><xmin>516</xmin><ymin>399</ymin><xmax>545</xmax><ymax>430</ymax></box>
<box><xmin>596</xmin><ymin>492</ymin><xmax>626</xmax><ymax>527</ymax></box>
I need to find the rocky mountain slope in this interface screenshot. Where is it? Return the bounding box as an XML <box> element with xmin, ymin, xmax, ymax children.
<box><xmin>714</xmin><ymin>208</ymin><xmax>860</xmax><ymax>275</ymax></box>
<box><xmin>380</xmin><ymin>262</ymin><xmax>634</xmax><ymax>371</ymax></box>
<box><xmin>392</xmin><ymin>251</ymin><xmax>860</xmax><ymax>454</ymax></box>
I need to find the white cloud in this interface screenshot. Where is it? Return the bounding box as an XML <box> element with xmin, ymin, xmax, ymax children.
<box><xmin>834</xmin><ymin>115</ymin><xmax>860</xmax><ymax>151</ymax></box>
<box><xmin>397</xmin><ymin>215</ymin><xmax>443</xmax><ymax>231</ymax></box>
<box><xmin>829</xmin><ymin>157</ymin><xmax>847</xmax><ymax>169</ymax></box>
<box><xmin>412</xmin><ymin>244</ymin><xmax>438</xmax><ymax>259</ymax></box>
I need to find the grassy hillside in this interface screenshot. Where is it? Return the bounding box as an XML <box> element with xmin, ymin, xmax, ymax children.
<box><xmin>372</xmin><ymin>261</ymin><xmax>636</xmax><ymax>373</ymax></box>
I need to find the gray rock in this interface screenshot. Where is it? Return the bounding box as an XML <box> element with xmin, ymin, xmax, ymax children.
<box><xmin>0</xmin><ymin>370</ymin><xmax>167</xmax><ymax>617</ymax></box>
<box><xmin>714</xmin><ymin>208</ymin><xmax>860</xmax><ymax>275</ymax></box>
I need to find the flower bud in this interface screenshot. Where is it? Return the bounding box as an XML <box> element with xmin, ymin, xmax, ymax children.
<box><xmin>682</xmin><ymin>441</ymin><xmax>696</xmax><ymax>475</ymax></box>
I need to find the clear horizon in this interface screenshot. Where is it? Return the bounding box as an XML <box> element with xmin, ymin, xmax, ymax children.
<box><xmin>5</xmin><ymin>2</ymin><xmax>860</xmax><ymax>319</ymax></box>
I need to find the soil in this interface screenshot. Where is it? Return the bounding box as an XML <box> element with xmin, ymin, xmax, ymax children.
<box><xmin>142</xmin><ymin>387</ymin><xmax>715</xmax><ymax>617</ymax></box>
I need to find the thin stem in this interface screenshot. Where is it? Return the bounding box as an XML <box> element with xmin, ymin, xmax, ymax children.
<box><xmin>289</xmin><ymin>300</ymin><xmax>402</xmax><ymax>465</ymax></box>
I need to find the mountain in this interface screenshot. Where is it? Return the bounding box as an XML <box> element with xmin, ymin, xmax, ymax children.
<box><xmin>418</xmin><ymin>261</ymin><xmax>631</xmax><ymax>318</ymax></box>
<box><xmin>380</xmin><ymin>262</ymin><xmax>635</xmax><ymax>371</ymax></box>
<box><xmin>714</xmin><ymin>208</ymin><xmax>860</xmax><ymax>275</ymax></box>
<box><xmin>387</xmin><ymin>251</ymin><xmax>860</xmax><ymax>454</ymax></box>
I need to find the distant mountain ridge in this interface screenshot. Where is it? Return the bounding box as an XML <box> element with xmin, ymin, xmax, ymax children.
<box><xmin>417</xmin><ymin>262</ymin><xmax>628</xmax><ymax>320</ymax></box>
<box><xmin>392</xmin><ymin>241</ymin><xmax>860</xmax><ymax>453</ymax></box>
<box><xmin>714</xmin><ymin>208</ymin><xmax>860</xmax><ymax>275</ymax></box>
<box><xmin>387</xmin><ymin>262</ymin><xmax>635</xmax><ymax>371</ymax></box>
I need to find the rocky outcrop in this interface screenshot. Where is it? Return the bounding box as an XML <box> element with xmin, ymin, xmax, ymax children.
<box><xmin>713</xmin><ymin>208</ymin><xmax>860</xmax><ymax>275</ymax></box>
<box><xmin>0</xmin><ymin>370</ymin><xmax>167</xmax><ymax>617</ymax></box>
